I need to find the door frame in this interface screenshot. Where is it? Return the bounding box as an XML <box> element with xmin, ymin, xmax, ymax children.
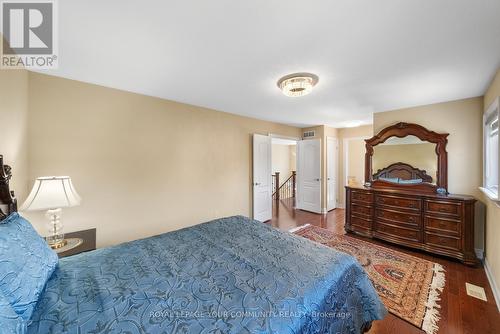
<box><xmin>270</xmin><ymin>134</ymin><xmax>300</xmax><ymax>203</ymax></box>
<box><xmin>326</xmin><ymin>136</ymin><xmax>338</xmax><ymax>212</ymax></box>
<box><xmin>269</xmin><ymin>133</ymin><xmax>301</xmax><ymax>141</ymax></box>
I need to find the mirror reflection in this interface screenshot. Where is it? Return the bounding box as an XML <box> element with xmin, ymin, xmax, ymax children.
<box><xmin>372</xmin><ymin>135</ymin><xmax>437</xmax><ymax>184</ymax></box>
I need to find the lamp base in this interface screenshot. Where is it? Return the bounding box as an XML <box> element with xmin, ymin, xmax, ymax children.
<box><xmin>46</xmin><ymin>208</ymin><xmax>65</xmax><ymax>249</ymax></box>
<box><xmin>49</xmin><ymin>239</ymin><xmax>68</xmax><ymax>249</ymax></box>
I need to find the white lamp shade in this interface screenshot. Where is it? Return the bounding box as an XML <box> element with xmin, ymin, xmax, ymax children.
<box><xmin>20</xmin><ymin>176</ymin><xmax>82</xmax><ymax>211</ymax></box>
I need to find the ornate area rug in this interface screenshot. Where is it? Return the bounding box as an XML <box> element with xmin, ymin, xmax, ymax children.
<box><xmin>292</xmin><ymin>224</ymin><xmax>445</xmax><ymax>334</ymax></box>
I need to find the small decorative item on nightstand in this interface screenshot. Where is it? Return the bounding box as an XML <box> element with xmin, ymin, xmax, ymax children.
<box><xmin>56</xmin><ymin>228</ymin><xmax>96</xmax><ymax>258</ymax></box>
<box><xmin>20</xmin><ymin>176</ymin><xmax>81</xmax><ymax>249</ymax></box>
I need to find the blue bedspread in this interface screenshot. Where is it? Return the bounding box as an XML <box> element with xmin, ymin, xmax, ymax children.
<box><xmin>28</xmin><ymin>216</ymin><xmax>386</xmax><ymax>333</ymax></box>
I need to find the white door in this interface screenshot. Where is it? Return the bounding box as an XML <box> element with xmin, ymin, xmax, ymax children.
<box><xmin>297</xmin><ymin>139</ymin><xmax>321</xmax><ymax>213</ymax></box>
<box><xmin>252</xmin><ymin>134</ymin><xmax>272</xmax><ymax>222</ymax></box>
<box><xmin>327</xmin><ymin>137</ymin><xmax>338</xmax><ymax>211</ymax></box>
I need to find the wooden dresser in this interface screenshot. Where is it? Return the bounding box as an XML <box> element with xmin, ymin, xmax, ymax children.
<box><xmin>345</xmin><ymin>185</ymin><xmax>478</xmax><ymax>265</ymax></box>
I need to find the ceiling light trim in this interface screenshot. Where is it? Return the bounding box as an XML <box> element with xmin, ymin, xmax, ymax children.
<box><xmin>277</xmin><ymin>72</ymin><xmax>319</xmax><ymax>97</ymax></box>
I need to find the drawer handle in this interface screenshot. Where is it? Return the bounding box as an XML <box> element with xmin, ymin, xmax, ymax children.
<box><xmin>408</xmin><ymin>203</ymin><xmax>416</xmax><ymax>208</ymax></box>
<box><xmin>408</xmin><ymin>217</ymin><xmax>415</xmax><ymax>223</ymax></box>
<box><xmin>439</xmin><ymin>208</ymin><xmax>447</xmax><ymax>212</ymax></box>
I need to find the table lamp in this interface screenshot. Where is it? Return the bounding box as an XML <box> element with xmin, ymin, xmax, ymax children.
<box><xmin>20</xmin><ymin>176</ymin><xmax>81</xmax><ymax>249</ymax></box>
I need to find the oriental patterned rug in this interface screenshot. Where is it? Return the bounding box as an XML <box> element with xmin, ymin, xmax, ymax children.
<box><xmin>292</xmin><ymin>224</ymin><xmax>445</xmax><ymax>334</ymax></box>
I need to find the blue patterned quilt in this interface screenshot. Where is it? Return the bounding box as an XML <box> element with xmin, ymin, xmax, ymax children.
<box><xmin>28</xmin><ymin>216</ymin><xmax>386</xmax><ymax>333</ymax></box>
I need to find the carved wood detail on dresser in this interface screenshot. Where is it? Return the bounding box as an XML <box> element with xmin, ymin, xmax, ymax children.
<box><xmin>345</xmin><ymin>186</ymin><xmax>478</xmax><ymax>265</ymax></box>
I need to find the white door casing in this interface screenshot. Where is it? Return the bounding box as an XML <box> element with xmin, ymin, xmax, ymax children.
<box><xmin>252</xmin><ymin>134</ymin><xmax>272</xmax><ymax>222</ymax></box>
<box><xmin>297</xmin><ymin>139</ymin><xmax>321</xmax><ymax>213</ymax></box>
<box><xmin>327</xmin><ymin>137</ymin><xmax>338</xmax><ymax>211</ymax></box>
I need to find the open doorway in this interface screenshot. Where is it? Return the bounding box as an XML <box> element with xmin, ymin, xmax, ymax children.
<box><xmin>252</xmin><ymin>134</ymin><xmax>299</xmax><ymax>223</ymax></box>
<box><xmin>271</xmin><ymin>137</ymin><xmax>297</xmax><ymax>202</ymax></box>
<box><xmin>252</xmin><ymin>134</ymin><xmax>324</xmax><ymax>222</ymax></box>
<box><xmin>271</xmin><ymin>137</ymin><xmax>298</xmax><ymax>221</ymax></box>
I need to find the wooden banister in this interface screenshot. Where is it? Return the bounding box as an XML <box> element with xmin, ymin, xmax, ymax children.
<box><xmin>272</xmin><ymin>171</ymin><xmax>296</xmax><ymax>200</ymax></box>
<box><xmin>274</xmin><ymin>172</ymin><xmax>280</xmax><ymax>200</ymax></box>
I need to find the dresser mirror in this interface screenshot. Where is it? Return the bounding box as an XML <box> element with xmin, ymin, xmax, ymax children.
<box><xmin>372</xmin><ymin>135</ymin><xmax>437</xmax><ymax>184</ymax></box>
<box><xmin>365</xmin><ymin>122</ymin><xmax>449</xmax><ymax>193</ymax></box>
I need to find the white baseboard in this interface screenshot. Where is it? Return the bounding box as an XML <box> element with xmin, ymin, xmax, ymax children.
<box><xmin>475</xmin><ymin>248</ymin><xmax>485</xmax><ymax>260</ymax></box>
<box><xmin>484</xmin><ymin>257</ymin><xmax>500</xmax><ymax>312</ymax></box>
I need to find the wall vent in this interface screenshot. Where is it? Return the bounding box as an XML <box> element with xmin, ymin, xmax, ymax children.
<box><xmin>303</xmin><ymin>130</ymin><xmax>315</xmax><ymax>138</ymax></box>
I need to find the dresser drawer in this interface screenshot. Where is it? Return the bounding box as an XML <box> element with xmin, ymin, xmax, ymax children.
<box><xmin>351</xmin><ymin>215</ymin><xmax>372</xmax><ymax>229</ymax></box>
<box><xmin>376</xmin><ymin>209</ymin><xmax>421</xmax><ymax>229</ymax></box>
<box><xmin>425</xmin><ymin>200</ymin><xmax>462</xmax><ymax>218</ymax></box>
<box><xmin>376</xmin><ymin>195</ymin><xmax>421</xmax><ymax>211</ymax></box>
<box><xmin>425</xmin><ymin>232</ymin><xmax>461</xmax><ymax>251</ymax></box>
<box><xmin>424</xmin><ymin>216</ymin><xmax>461</xmax><ymax>236</ymax></box>
<box><xmin>352</xmin><ymin>203</ymin><xmax>373</xmax><ymax>218</ymax></box>
<box><xmin>375</xmin><ymin>222</ymin><xmax>422</xmax><ymax>243</ymax></box>
<box><xmin>351</xmin><ymin>190</ymin><xmax>373</xmax><ymax>204</ymax></box>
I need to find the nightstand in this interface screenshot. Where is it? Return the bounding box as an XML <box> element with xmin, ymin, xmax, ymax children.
<box><xmin>55</xmin><ymin>228</ymin><xmax>96</xmax><ymax>258</ymax></box>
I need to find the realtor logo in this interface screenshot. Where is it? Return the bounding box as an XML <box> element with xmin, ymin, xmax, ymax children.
<box><xmin>1</xmin><ymin>0</ymin><xmax>58</xmax><ymax>69</ymax></box>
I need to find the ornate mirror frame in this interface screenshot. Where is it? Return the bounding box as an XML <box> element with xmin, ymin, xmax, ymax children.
<box><xmin>365</xmin><ymin>122</ymin><xmax>449</xmax><ymax>194</ymax></box>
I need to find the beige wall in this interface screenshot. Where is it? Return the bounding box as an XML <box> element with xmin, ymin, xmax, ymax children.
<box><xmin>272</xmin><ymin>144</ymin><xmax>295</xmax><ymax>179</ymax></box>
<box><xmin>347</xmin><ymin>140</ymin><xmax>366</xmax><ymax>184</ymax></box>
<box><xmin>485</xmin><ymin>69</ymin><xmax>500</xmax><ymax>109</ymax></box>
<box><xmin>373</xmin><ymin>97</ymin><xmax>485</xmax><ymax>252</ymax></box>
<box><xmin>24</xmin><ymin>72</ymin><xmax>301</xmax><ymax>247</ymax></box>
<box><xmin>483</xmin><ymin>69</ymin><xmax>500</xmax><ymax>295</ymax></box>
<box><xmin>337</xmin><ymin>125</ymin><xmax>373</xmax><ymax>206</ymax></box>
<box><xmin>0</xmin><ymin>70</ymin><xmax>29</xmax><ymax>202</ymax></box>
<box><xmin>373</xmin><ymin>143</ymin><xmax>437</xmax><ymax>182</ymax></box>
<box><xmin>289</xmin><ymin>145</ymin><xmax>297</xmax><ymax>172</ymax></box>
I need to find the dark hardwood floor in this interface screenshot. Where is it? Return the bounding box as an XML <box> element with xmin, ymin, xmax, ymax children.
<box><xmin>269</xmin><ymin>197</ymin><xmax>500</xmax><ymax>334</ymax></box>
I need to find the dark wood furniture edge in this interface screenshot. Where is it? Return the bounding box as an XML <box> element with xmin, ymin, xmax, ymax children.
<box><xmin>57</xmin><ymin>228</ymin><xmax>97</xmax><ymax>258</ymax></box>
<box><xmin>365</xmin><ymin>122</ymin><xmax>449</xmax><ymax>194</ymax></box>
<box><xmin>0</xmin><ymin>155</ymin><xmax>17</xmax><ymax>221</ymax></box>
<box><xmin>345</xmin><ymin>184</ymin><xmax>475</xmax><ymax>201</ymax></box>
<box><xmin>373</xmin><ymin>161</ymin><xmax>433</xmax><ymax>183</ymax></box>
<box><xmin>362</xmin><ymin>321</ymin><xmax>372</xmax><ymax>332</ymax></box>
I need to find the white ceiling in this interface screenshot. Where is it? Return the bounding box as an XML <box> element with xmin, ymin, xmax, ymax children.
<box><xmin>36</xmin><ymin>0</ymin><xmax>500</xmax><ymax>128</ymax></box>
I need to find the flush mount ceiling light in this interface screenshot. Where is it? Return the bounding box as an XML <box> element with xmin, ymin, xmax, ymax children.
<box><xmin>277</xmin><ymin>73</ymin><xmax>319</xmax><ymax>97</ymax></box>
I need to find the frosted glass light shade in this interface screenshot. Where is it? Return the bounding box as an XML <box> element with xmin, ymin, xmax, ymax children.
<box><xmin>21</xmin><ymin>176</ymin><xmax>82</xmax><ymax>211</ymax></box>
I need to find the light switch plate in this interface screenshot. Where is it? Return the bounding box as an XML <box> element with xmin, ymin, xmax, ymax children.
<box><xmin>465</xmin><ymin>282</ymin><xmax>487</xmax><ymax>301</ymax></box>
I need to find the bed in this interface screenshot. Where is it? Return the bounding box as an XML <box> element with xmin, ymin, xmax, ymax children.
<box><xmin>372</xmin><ymin>162</ymin><xmax>433</xmax><ymax>184</ymax></box>
<box><xmin>0</xmin><ymin>156</ymin><xmax>386</xmax><ymax>333</ymax></box>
